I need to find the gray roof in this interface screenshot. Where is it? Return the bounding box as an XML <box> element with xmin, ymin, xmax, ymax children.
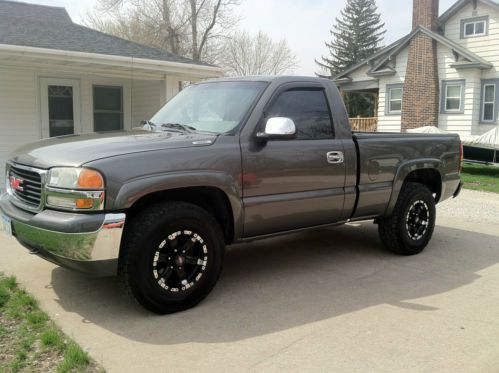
<box><xmin>439</xmin><ymin>0</ymin><xmax>499</xmax><ymax>24</ymax></box>
<box><xmin>366</xmin><ymin>26</ymin><xmax>492</xmax><ymax>75</ymax></box>
<box><xmin>331</xmin><ymin>36</ymin><xmax>408</xmax><ymax>80</ymax></box>
<box><xmin>0</xmin><ymin>0</ymin><xmax>211</xmax><ymax>66</ymax></box>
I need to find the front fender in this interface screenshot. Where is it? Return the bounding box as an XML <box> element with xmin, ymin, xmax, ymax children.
<box><xmin>111</xmin><ymin>171</ymin><xmax>243</xmax><ymax>239</ymax></box>
<box><xmin>384</xmin><ymin>159</ymin><xmax>443</xmax><ymax>216</ymax></box>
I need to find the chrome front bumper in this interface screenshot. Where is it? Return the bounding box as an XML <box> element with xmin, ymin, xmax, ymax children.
<box><xmin>0</xmin><ymin>193</ymin><xmax>125</xmax><ymax>277</ymax></box>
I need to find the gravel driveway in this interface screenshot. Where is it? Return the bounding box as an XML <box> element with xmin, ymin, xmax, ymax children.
<box><xmin>1</xmin><ymin>189</ymin><xmax>498</xmax><ymax>373</ymax></box>
<box><xmin>438</xmin><ymin>188</ymin><xmax>499</xmax><ymax>224</ymax></box>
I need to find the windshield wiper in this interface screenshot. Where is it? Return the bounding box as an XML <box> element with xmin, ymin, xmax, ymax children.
<box><xmin>160</xmin><ymin>123</ymin><xmax>197</xmax><ymax>133</ymax></box>
<box><xmin>136</xmin><ymin>120</ymin><xmax>158</xmax><ymax>129</ymax></box>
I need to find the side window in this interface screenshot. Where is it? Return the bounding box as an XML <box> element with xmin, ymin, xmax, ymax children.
<box><xmin>266</xmin><ymin>89</ymin><xmax>333</xmax><ymax>140</ymax></box>
<box><xmin>481</xmin><ymin>81</ymin><xmax>498</xmax><ymax>123</ymax></box>
<box><xmin>440</xmin><ymin>80</ymin><xmax>465</xmax><ymax>114</ymax></box>
<box><xmin>386</xmin><ymin>85</ymin><xmax>403</xmax><ymax>115</ymax></box>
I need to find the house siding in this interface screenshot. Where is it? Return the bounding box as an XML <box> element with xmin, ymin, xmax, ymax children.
<box><xmin>436</xmin><ymin>44</ymin><xmax>482</xmax><ymax>135</ymax></box>
<box><xmin>377</xmin><ymin>47</ymin><xmax>409</xmax><ymax>132</ymax></box>
<box><xmin>348</xmin><ymin>65</ymin><xmax>373</xmax><ymax>82</ymax></box>
<box><xmin>445</xmin><ymin>2</ymin><xmax>499</xmax><ymax>78</ymax></box>
<box><xmin>443</xmin><ymin>1</ymin><xmax>499</xmax><ymax>135</ymax></box>
<box><xmin>132</xmin><ymin>80</ymin><xmax>163</xmax><ymax>127</ymax></box>
<box><xmin>0</xmin><ymin>67</ymin><xmax>39</xmax><ymax>185</ymax></box>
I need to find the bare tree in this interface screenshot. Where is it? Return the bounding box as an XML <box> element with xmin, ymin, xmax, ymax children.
<box><xmin>220</xmin><ymin>30</ymin><xmax>299</xmax><ymax>76</ymax></box>
<box><xmin>85</xmin><ymin>0</ymin><xmax>240</xmax><ymax>62</ymax></box>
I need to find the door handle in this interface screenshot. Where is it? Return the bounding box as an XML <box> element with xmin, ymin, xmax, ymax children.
<box><xmin>327</xmin><ymin>151</ymin><xmax>344</xmax><ymax>164</ymax></box>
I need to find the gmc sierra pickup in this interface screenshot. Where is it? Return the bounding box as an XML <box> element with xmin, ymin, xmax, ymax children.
<box><xmin>0</xmin><ymin>76</ymin><xmax>463</xmax><ymax>314</ymax></box>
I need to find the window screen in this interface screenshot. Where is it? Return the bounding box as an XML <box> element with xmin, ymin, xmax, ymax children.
<box><xmin>93</xmin><ymin>86</ymin><xmax>123</xmax><ymax>132</ymax></box>
<box><xmin>266</xmin><ymin>89</ymin><xmax>333</xmax><ymax>140</ymax></box>
<box><xmin>48</xmin><ymin>85</ymin><xmax>74</xmax><ymax>137</ymax></box>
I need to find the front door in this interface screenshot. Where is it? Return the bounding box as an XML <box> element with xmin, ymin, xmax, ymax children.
<box><xmin>241</xmin><ymin>84</ymin><xmax>346</xmax><ymax>237</ymax></box>
<box><xmin>40</xmin><ymin>78</ymin><xmax>81</xmax><ymax>138</ymax></box>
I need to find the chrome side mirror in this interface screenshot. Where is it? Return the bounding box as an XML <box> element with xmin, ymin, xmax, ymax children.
<box><xmin>256</xmin><ymin>117</ymin><xmax>297</xmax><ymax>140</ymax></box>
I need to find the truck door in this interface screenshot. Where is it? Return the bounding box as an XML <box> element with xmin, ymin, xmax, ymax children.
<box><xmin>241</xmin><ymin>84</ymin><xmax>347</xmax><ymax>237</ymax></box>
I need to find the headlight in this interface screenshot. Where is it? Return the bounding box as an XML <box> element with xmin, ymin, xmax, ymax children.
<box><xmin>45</xmin><ymin>167</ymin><xmax>105</xmax><ymax>211</ymax></box>
<box><xmin>47</xmin><ymin>167</ymin><xmax>105</xmax><ymax>189</ymax></box>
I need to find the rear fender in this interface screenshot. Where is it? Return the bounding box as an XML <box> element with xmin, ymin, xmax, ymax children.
<box><xmin>384</xmin><ymin>159</ymin><xmax>443</xmax><ymax>216</ymax></box>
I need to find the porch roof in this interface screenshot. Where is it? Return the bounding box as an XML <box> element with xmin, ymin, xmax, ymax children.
<box><xmin>338</xmin><ymin>79</ymin><xmax>379</xmax><ymax>92</ymax></box>
<box><xmin>0</xmin><ymin>43</ymin><xmax>222</xmax><ymax>81</ymax></box>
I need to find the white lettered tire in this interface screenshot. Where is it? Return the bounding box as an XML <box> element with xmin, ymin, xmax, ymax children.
<box><xmin>378</xmin><ymin>182</ymin><xmax>436</xmax><ymax>255</ymax></box>
<box><xmin>119</xmin><ymin>202</ymin><xmax>225</xmax><ymax>314</ymax></box>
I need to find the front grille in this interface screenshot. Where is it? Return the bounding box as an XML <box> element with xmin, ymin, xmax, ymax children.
<box><xmin>8</xmin><ymin>165</ymin><xmax>43</xmax><ymax>209</ymax></box>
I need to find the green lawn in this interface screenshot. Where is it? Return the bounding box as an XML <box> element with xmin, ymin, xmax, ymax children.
<box><xmin>461</xmin><ymin>163</ymin><xmax>499</xmax><ymax>194</ymax></box>
<box><xmin>0</xmin><ymin>274</ymin><xmax>103</xmax><ymax>372</ymax></box>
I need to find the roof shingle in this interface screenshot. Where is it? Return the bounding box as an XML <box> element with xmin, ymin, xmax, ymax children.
<box><xmin>0</xmin><ymin>0</ymin><xmax>211</xmax><ymax>66</ymax></box>
<box><xmin>0</xmin><ymin>0</ymin><xmax>71</xmax><ymax>23</ymax></box>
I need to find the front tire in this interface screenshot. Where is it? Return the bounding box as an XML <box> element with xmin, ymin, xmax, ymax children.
<box><xmin>378</xmin><ymin>182</ymin><xmax>436</xmax><ymax>256</ymax></box>
<box><xmin>119</xmin><ymin>202</ymin><xmax>225</xmax><ymax>314</ymax></box>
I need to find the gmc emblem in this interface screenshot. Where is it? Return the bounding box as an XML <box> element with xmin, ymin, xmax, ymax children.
<box><xmin>9</xmin><ymin>176</ymin><xmax>24</xmax><ymax>192</ymax></box>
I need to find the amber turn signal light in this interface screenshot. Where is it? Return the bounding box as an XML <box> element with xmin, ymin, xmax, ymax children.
<box><xmin>78</xmin><ymin>169</ymin><xmax>104</xmax><ymax>189</ymax></box>
<box><xmin>75</xmin><ymin>198</ymin><xmax>94</xmax><ymax>209</ymax></box>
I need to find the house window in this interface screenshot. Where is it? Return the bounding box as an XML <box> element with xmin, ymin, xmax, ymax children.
<box><xmin>386</xmin><ymin>84</ymin><xmax>403</xmax><ymax>115</ymax></box>
<box><xmin>480</xmin><ymin>81</ymin><xmax>499</xmax><ymax>123</ymax></box>
<box><xmin>441</xmin><ymin>80</ymin><xmax>465</xmax><ymax>114</ymax></box>
<box><xmin>461</xmin><ymin>16</ymin><xmax>489</xmax><ymax>38</ymax></box>
<box><xmin>464</xmin><ymin>20</ymin><xmax>486</xmax><ymax>36</ymax></box>
<box><xmin>445</xmin><ymin>85</ymin><xmax>463</xmax><ymax>111</ymax></box>
<box><xmin>93</xmin><ymin>86</ymin><xmax>123</xmax><ymax>132</ymax></box>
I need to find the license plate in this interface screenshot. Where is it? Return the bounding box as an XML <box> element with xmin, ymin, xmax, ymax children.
<box><xmin>1</xmin><ymin>214</ymin><xmax>12</xmax><ymax>237</ymax></box>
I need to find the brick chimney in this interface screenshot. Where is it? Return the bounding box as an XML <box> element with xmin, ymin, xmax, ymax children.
<box><xmin>401</xmin><ymin>0</ymin><xmax>440</xmax><ymax>131</ymax></box>
<box><xmin>412</xmin><ymin>0</ymin><xmax>439</xmax><ymax>30</ymax></box>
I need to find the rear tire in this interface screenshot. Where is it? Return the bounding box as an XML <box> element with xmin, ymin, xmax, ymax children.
<box><xmin>119</xmin><ymin>202</ymin><xmax>225</xmax><ymax>314</ymax></box>
<box><xmin>378</xmin><ymin>182</ymin><xmax>436</xmax><ymax>256</ymax></box>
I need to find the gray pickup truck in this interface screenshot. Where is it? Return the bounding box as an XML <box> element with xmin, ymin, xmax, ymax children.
<box><xmin>0</xmin><ymin>76</ymin><xmax>462</xmax><ymax>314</ymax></box>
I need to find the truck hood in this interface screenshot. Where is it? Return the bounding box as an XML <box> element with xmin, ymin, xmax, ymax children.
<box><xmin>9</xmin><ymin>130</ymin><xmax>218</xmax><ymax>169</ymax></box>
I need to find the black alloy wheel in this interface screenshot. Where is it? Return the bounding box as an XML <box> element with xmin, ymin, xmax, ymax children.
<box><xmin>152</xmin><ymin>230</ymin><xmax>208</xmax><ymax>293</ymax></box>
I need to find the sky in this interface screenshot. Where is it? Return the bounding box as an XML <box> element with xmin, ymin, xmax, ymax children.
<box><xmin>24</xmin><ymin>0</ymin><xmax>457</xmax><ymax>75</ymax></box>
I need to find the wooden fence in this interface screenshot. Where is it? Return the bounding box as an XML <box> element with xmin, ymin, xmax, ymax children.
<box><xmin>349</xmin><ymin>117</ymin><xmax>378</xmax><ymax>132</ymax></box>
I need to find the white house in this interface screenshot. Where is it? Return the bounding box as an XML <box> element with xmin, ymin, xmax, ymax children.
<box><xmin>0</xmin><ymin>0</ymin><xmax>222</xmax><ymax>185</ymax></box>
<box><xmin>334</xmin><ymin>0</ymin><xmax>499</xmax><ymax>138</ymax></box>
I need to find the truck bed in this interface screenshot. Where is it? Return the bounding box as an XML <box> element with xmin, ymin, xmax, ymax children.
<box><xmin>350</xmin><ymin>131</ymin><xmax>462</xmax><ymax>219</ymax></box>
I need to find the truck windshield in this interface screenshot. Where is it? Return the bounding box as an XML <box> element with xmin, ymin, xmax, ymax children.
<box><xmin>150</xmin><ymin>81</ymin><xmax>267</xmax><ymax>134</ymax></box>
